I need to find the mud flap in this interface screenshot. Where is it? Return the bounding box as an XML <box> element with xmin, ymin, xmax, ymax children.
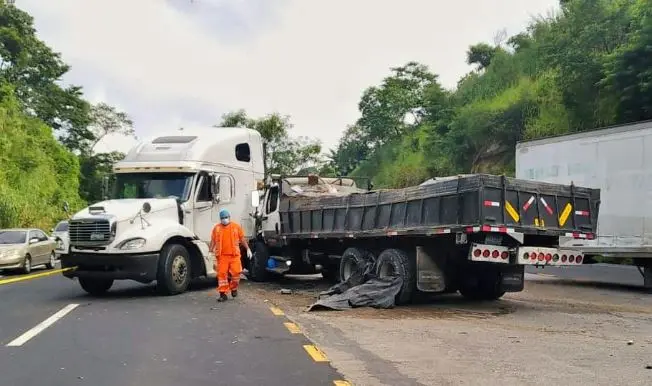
<box><xmin>500</xmin><ymin>265</ymin><xmax>524</xmax><ymax>292</ymax></box>
<box><xmin>416</xmin><ymin>246</ymin><xmax>446</xmax><ymax>292</ymax></box>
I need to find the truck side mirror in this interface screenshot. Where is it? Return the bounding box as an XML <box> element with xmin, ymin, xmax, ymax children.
<box><xmin>250</xmin><ymin>190</ymin><xmax>260</xmax><ymax>208</ymax></box>
<box><xmin>211</xmin><ymin>175</ymin><xmax>220</xmax><ymax>202</ymax></box>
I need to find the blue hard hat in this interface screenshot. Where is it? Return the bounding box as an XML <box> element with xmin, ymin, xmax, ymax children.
<box><xmin>219</xmin><ymin>209</ymin><xmax>230</xmax><ymax>219</ymax></box>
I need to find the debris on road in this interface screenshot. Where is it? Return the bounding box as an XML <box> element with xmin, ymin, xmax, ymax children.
<box><xmin>307</xmin><ymin>261</ymin><xmax>403</xmax><ymax>311</ymax></box>
<box><xmin>280</xmin><ymin>288</ymin><xmax>292</xmax><ymax>294</ymax></box>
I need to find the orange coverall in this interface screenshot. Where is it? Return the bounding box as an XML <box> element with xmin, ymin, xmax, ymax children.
<box><xmin>210</xmin><ymin>221</ymin><xmax>246</xmax><ymax>294</ymax></box>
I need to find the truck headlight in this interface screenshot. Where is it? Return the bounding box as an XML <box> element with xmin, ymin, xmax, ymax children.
<box><xmin>117</xmin><ymin>238</ymin><xmax>146</xmax><ymax>250</ymax></box>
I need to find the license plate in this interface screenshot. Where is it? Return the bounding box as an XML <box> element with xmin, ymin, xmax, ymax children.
<box><xmin>484</xmin><ymin>233</ymin><xmax>502</xmax><ymax>245</ymax></box>
<box><xmin>90</xmin><ymin>233</ymin><xmax>105</xmax><ymax>241</ymax></box>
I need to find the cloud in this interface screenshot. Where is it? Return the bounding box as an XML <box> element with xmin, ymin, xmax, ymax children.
<box><xmin>18</xmin><ymin>0</ymin><xmax>559</xmax><ymax>154</ymax></box>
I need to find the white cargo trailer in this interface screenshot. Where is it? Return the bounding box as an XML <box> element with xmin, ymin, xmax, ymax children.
<box><xmin>515</xmin><ymin>120</ymin><xmax>652</xmax><ymax>288</ymax></box>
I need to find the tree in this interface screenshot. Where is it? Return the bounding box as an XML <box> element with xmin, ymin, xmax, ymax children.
<box><xmin>466</xmin><ymin>43</ymin><xmax>497</xmax><ymax>70</ymax></box>
<box><xmin>216</xmin><ymin>110</ymin><xmax>323</xmax><ymax>175</ymax></box>
<box><xmin>86</xmin><ymin>102</ymin><xmax>134</xmax><ymax>154</ymax></box>
<box><xmin>0</xmin><ymin>2</ymin><xmax>92</xmax><ymax>152</ymax></box>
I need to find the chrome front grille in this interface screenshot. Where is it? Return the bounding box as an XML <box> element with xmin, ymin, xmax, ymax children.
<box><xmin>69</xmin><ymin>219</ymin><xmax>112</xmax><ymax>246</ymax></box>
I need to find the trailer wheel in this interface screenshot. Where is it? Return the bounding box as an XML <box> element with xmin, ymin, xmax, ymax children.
<box><xmin>375</xmin><ymin>248</ymin><xmax>416</xmax><ymax>305</ymax></box>
<box><xmin>249</xmin><ymin>240</ymin><xmax>270</xmax><ymax>282</ymax></box>
<box><xmin>459</xmin><ymin>271</ymin><xmax>505</xmax><ymax>301</ymax></box>
<box><xmin>339</xmin><ymin>247</ymin><xmax>374</xmax><ymax>282</ymax></box>
<box><xmin>156</xmin><ymin>243</ymin><xmax>192</xmax><ymax>295</ymax></box>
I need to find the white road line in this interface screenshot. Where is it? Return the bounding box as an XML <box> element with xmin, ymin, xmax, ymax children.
<box><xmin>6</xmin><ymin>303</ymin><xmax>79</xmax><ymax>347</ymax></box>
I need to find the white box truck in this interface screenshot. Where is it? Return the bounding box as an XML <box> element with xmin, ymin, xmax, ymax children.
<box><xmin>515</xmin><ymin>120</ymin><xmax>652</xmax><ymax>288</ymax></box>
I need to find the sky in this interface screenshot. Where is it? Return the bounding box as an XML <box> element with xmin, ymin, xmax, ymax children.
<box><xmin>17</xmin><ymin>0</ymin><xmax>559</xmax><ymax>155</ymax></box>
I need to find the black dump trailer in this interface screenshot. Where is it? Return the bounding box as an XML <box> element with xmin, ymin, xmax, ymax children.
<box><xmin>249</xmin><ymin>174</ymin><xmax>600</xmax><ymax>303</ymax></box>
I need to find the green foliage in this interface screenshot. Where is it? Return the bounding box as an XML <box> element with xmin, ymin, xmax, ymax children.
<box><xmin>332</xmin><ymin>0</ymin><xmax>652</xmax><ymax>189</ymax></box>
<box><xmin>0</xmin><ymin>86</ymin><xmax>83</xmax><ymax>229</ymax></box>
<box><xmin>0</xmin><ymin>2</ymin><xmax>136</xmax><ymax>229</ymax></box>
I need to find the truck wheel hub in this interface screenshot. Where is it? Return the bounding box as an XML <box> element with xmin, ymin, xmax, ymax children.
<box><xmin>171</xmin><ymin>255</ymin><xmax>187</xmax><ymax>284</ymax></box>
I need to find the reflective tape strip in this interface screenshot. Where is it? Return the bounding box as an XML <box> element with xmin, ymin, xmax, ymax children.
<box><xmin>523</xmin><ymin>196</ymin><xmax>535</xmax><ymax>211</ymax></box>
<box><xmin>540</xmin><ymin>197</ymin><xmax>554</xmax><ymax>215</ymax></box>
<box><xmin>575</xmin><ymin>210</ymin><xmax>589</xmax><ymax>216</ymax></box>
<box><xmin>559</xmin><ymin>203</ymin><xmax>573</xmax><ymax>226</ymax></box>
<box><xmin>483</xmin><ymin>200</ymin><xmax>500</xmax><ymax>207</ymax></box>
<box><xmin>505</xmin><ymin>201</ymin><xmax>520</xmax><ymax>222</ymax></box>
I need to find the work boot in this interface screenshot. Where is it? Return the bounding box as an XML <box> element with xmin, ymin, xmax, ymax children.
<box><xmin>217</xmin><ymin>293</ymin><xmax>228</xmax><ymax>302</ymax></box>
<box><xmin>231</xmin><ymin>290</ymin><xmax>238</xmax><ymax>298</ymax></box>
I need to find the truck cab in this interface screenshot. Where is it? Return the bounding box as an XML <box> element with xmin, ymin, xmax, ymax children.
<box><xmin>61</xmin><ymin>127</ymin><xmax>264</xmax><ymax>296</ymax></box>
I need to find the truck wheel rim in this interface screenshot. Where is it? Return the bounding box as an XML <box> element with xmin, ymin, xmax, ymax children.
<box><xmin>378</xmin><ymin>261</ymin><xmax>395</xmax><ymax>278</ymax></box>
<box><xmin>50</xmin><ymin>253</ymin><xmax>55</xmax><ymax>267</ymax></box>
<box><xmin>25</xmin><ymin>258</ymin><xmax>31</xmax><ymax>272</ymax></box>
<box><xmin>171</xmin><ymin>255</ymin><xmax>187</xmax><ymax>285</ymax></box>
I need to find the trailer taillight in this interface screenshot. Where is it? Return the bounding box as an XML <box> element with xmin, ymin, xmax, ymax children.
<box><xmin>552</xmin><ymin>254</ymin><xmax>559</xmax><ymax>262</ymax></box>
<box><xmin>569</xmin><ymin>255</ymin><xmax>575</xmax><ymax>263</ymax></box>
<box><xmin>537</xmin><ymin>252</ymin><xmax>545</xmax><ymax>261</ymax></box>
<box><xmin>576</xmin><ymin>255</ymin><xmax>583</xmax><ymax>264</ymax></box>
<box><xmin>482</xmin><ymin>249</ymin><xmax>491</xmax><ymax>257</ymax></box>
<box><xmin>491</xmin><ymin>250</ymin><xmax>500</xmax><ymax>258</ymax></box>
<box><xmin>501</xmin><ymin>251</ymin><xmax>509</xmax><ymax>260</ymax></box>
<box><xmin>561</xmin><ymin>254</ymin><xmax>567</xmax><ymax>262</ymax></box>
<box><xmin>545</xmin><ymin>253</ymin><xmax>552</xmax><ymax>262</ymax></box>
<box><xmin>530</xmin><ymin>252</ymin><xmax>537</xmax><ymax>260</ymax></box>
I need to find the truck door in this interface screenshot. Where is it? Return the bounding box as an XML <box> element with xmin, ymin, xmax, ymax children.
<box><xmin>193</xmin><ymin>173</ymin><xmax>214</xmax><ymax>243</ymax></box>
<box><xmin>262</xmin><ymin>183</ymin><xmax>281</xmax><ymax>236</ymax></box>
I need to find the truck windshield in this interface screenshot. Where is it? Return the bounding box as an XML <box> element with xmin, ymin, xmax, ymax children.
<box><xmin>112</xmin><ymin>172</ymin><xmax>194</xmax><ymax>201</ymax></box>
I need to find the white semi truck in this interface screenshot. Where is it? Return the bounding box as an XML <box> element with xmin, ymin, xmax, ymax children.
<box><xmin>61</xmin><ymin>127</ymin><xmax>264</xmax><ymax>295</ymax></box>
<box><xmin>62</xmin><ymin>126</ymin><xmax>601</xmax><ymax>303</ymax></box>
<box><xmin>516</xmin><ymin>120</ymin><xmax>652</xmax><ymax>289</ymax></box>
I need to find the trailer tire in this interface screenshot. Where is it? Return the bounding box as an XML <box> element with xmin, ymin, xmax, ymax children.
<box><xmin>459</xmin><ymin>271</ymin><xmax>505</xmax><ymax>301</ymax></box>
<box><xmin>339</xmin><ymin>247</ymin><xmax>373</xmax><ymax>282</ymax></box>
<box><xmin>156</xmin><ymin>243</ymin><xmax>192</xmax><ymax>296</ymax></box>
<box><xmin>249</xmin><ymin>240</ymin><xmax>270</xmax><ymax>282</ymax></box>
<box><xmin>375</xmin><ymin>248</ymin><xmax>416</xmax><ymax>305</ymax></box>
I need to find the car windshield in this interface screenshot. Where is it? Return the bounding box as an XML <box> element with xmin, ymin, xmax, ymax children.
<box><xmin>0</xmin><ymin>230</ymin><xmax>27</xmax><ymax>244</ymax></box>
<box><xmin>54</xmin><ymin>222</ymin><xmax>69</xmax><ymax>232</ymax></box>
<box><xmin>112</xmin><ymin>172</ymin><xmax>194</xmax><ymax>201</ymax></box>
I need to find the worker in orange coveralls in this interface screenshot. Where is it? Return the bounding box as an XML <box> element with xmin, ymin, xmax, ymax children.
<box><xmin>209</xmin><ymin>208</ymin><xmax>253</xmax><ymax>302</ymax></box>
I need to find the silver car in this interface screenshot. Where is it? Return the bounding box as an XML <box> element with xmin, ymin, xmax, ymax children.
<box><xmin>0</xmin><ymin>229</ymin><xmax>57</xmax><ymax>274</ymax></box>
<box><xmin>51</xmin><ymin>220</ymin><xmax>69</xmax><ymax>258</ymax></box>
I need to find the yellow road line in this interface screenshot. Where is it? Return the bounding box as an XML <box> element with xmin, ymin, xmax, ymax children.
<box><xmin>303</xmin><ymin>344</ymin><xmax>329</xmax><ymax>362</ymax></box>
<box><xmin>284</xmin><ymin>322</ymin><xmax>301</xmax><ymax>334</ymax></box>
<box><xmin>269</xmin><ymin>306</ymin><xmax>285</xmax><ymax>316</ymax></box>
<box><xmin>333</xmin><ymin>381</ymin><xmax>352</xmax><ymax>386</ymax></box>
<box><xmin>0</xmin><ymin>267</ymin><xmax>75</xmax><ymax>286</ymax></box>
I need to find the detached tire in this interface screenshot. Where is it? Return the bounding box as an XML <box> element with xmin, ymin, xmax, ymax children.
<box><xmin>157</xmin><ymin>243</ymin><xmax>192</xmax><ymax>295</ymax></box>
<box><xmin>375</xmin><ymin>248</ymin><xmax>416</xmax><ymax>305</ymax></box>
<box><xmin>339</xmin><ymin>247</ymin><xmax>374</xmax><ymax>282</ymax></box>
<box><xmin>79</xmin><ymin>277</ymin><xmax>113</xmax><ymax>296</ymax></box>
<box><xmin>249</xmin><ymin>240</ymin><xmax>270</xmax><ymax>282</ymax></box>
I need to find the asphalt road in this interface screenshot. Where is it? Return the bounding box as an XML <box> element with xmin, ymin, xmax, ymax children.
<box><xmin>0</xmin><ymin>268</ymin><xmax>345</xmax><ymax>386</ymax></box>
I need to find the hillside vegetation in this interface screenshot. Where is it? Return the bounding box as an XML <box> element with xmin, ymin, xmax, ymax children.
<box><xmin>0</xmin><ymin>1</ymin><xmax>133</xmax><ymax>229</ymax></box>
<box><xmin>328</xmin><ymin>0</ymin><xmax>652</xmax><ymax>188</ymax></box>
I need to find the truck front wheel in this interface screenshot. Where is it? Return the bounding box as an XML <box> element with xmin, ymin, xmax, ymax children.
<box><xmin>156</xmin><ymin>243</ymin><xmax>192</xmax><ymax>295</ymax></box>
<box><xmin>79</xmin><ymin>277</ymin><xmax>113</xmax><ymax>296</ymax></box>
